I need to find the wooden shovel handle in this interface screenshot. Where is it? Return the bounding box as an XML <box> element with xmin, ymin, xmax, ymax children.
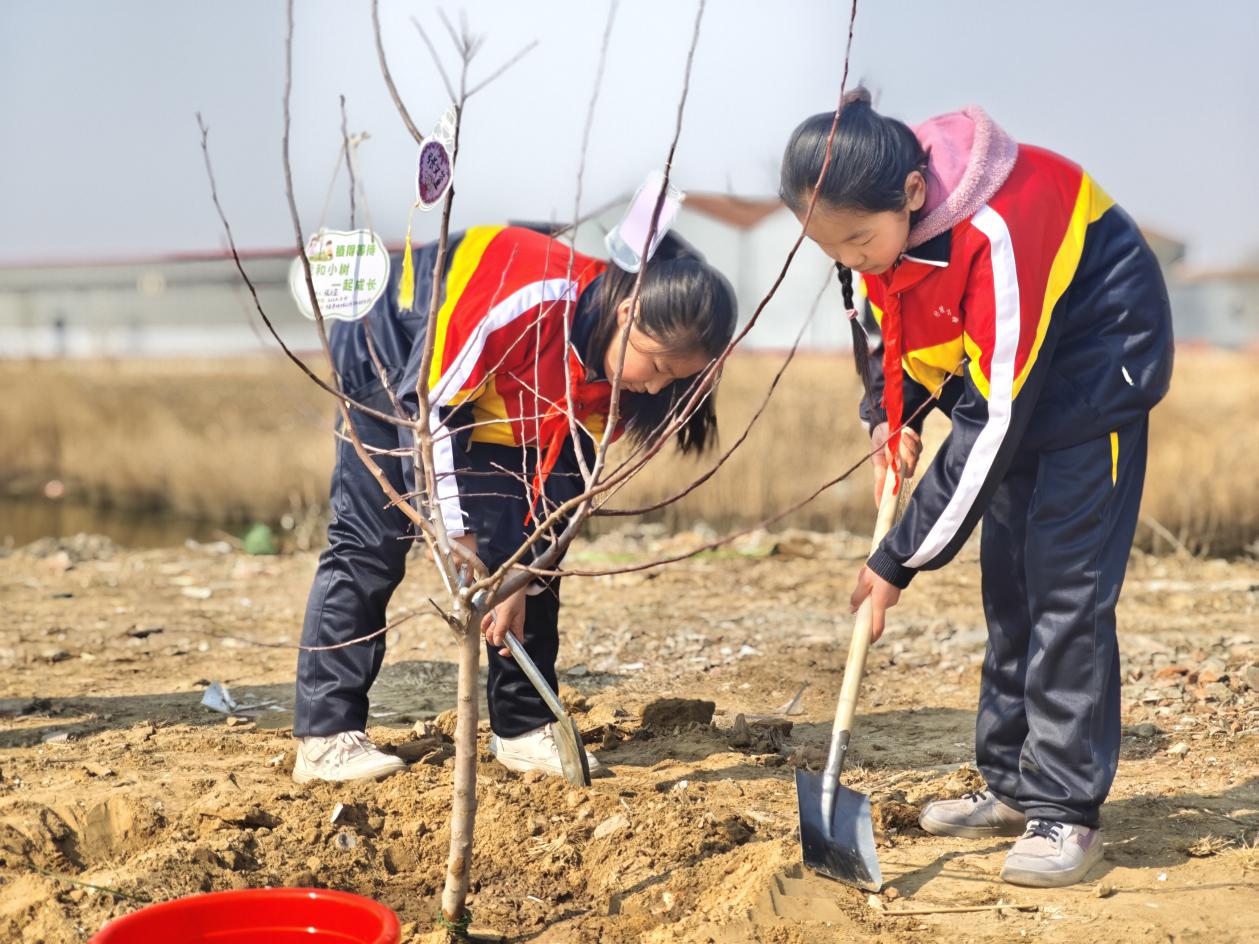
<box><xmin>832</xmin><ymin>464</ymin><xmax>900</xmax><ymax>739</ymax></box>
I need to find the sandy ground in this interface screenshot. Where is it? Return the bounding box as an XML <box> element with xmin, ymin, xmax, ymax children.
<box><xmin>1</xmin><ymin>530</ymin><xmax>1257</xmax><ymax>943</ymax></box>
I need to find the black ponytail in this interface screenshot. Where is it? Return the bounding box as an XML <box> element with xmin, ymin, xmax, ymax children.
<box><xmin>836</xmin><ymin>263</ymin><xmax>880</xmax><ymax>424</ymax></box>
<box><xmin>779</xmin><ymin>87</ymin><xmax>927</xmax><ymax>216</ymax></box>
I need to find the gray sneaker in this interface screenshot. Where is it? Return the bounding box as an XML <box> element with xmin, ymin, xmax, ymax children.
<box><xmin>919</xmin><ymin>790</ymin><xmax>1026</xmax><ymax>838</ymax></box>
<box><xmin>1001</xmin><ymin>819</ymin><xmax>1104</xmax><ymax>887</ymax></box>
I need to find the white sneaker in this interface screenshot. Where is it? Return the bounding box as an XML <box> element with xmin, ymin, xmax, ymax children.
<box><xmin>489</xmin><ymin>723</ymin><xmax>603</xmax><ymax>778</ymax></box>
<box><xmin>292</xmin><ymin>731</ymin><xmax>407</xmax><ymax>784</ymax></box>
<box><xmin>1001</xmin><ymin>819</ymin><xmax>1104</xmax><ymax>887</ymax></box>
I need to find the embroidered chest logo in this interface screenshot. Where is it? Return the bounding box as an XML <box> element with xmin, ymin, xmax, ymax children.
<box><xmin>932</xmin><ymin>304</ymin><xmax>959</xmax><ymax>324</ymax></box>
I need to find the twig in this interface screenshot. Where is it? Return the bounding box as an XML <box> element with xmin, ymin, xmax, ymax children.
<box><xmin>28</xmin><ymin>864</ymin><xmax>151</xmax><ymax>903</ymax></box>
<box><xmin>196</xmin><ymin>115</ymin><xmax>415</xmax><ymax>431</ymax></box>
<box><xmin>371</xmin><ymin>0</ymin><xmax>424</xmax><ymax>143</ymax></box>
<box><xmin>411</xmin><ymin>16</ymin><xmax>458</xmax><ymax>102</ymax></box>
<box><xmin>880</xmin><ymin>903</ymin><xmax>1038</xmax><ymax>917</ymax></box>
<box><xmin>466</xmin><ymin>39</ymin><xmax>539</xmax><ymax>98</ymax></box>
<box><xmin>339</xmin><ymin>96</ymin><xmax>356</xmax><ymax>228</ymax></box>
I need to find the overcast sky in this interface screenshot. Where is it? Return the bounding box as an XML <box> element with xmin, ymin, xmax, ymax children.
<box><xmin>3</xmin><ymin>1</ymin><xmax>1255</xmax><ymax>268</ymax></box>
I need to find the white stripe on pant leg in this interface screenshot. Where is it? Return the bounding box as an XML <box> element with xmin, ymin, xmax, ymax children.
<box><xmin>905</xmin><ymin>206</ymin><xmax>1022</xmax><ymax>569</ymax></box>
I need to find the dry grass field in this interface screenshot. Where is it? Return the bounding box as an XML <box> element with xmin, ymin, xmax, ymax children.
<box><xmin>2</xmin><ymin>349</ymin><xmax>1256</xmax><ymax>554</ymax></box>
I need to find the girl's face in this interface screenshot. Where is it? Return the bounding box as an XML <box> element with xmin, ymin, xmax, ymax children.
<box><xmin>794</xmin><ymin>171</ymin><xmax>926</xmax><ymax>275</ymax></box>
<box><xmin>604</xmin><ymin>299</ymin><xmax>712</xmax><ymax>395</ymax></box>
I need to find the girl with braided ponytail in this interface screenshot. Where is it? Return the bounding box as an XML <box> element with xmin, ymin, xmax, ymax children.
<box><xmin>780</xmin><ymin>88</ymin><xmax>1173</xmax><ymax>888</ymax></box>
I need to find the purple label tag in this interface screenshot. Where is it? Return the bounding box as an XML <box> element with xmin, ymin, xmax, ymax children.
<box><xmin>417</xmin><ymin>139</ymin><xmax>452</xmax><ymax>209</ymax></box>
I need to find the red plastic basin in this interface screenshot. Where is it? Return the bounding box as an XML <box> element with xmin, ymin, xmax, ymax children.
<box><xmin>89</xmin><ymin>888</ymin><xmax>401</xmax><ymax>944</ymax></box>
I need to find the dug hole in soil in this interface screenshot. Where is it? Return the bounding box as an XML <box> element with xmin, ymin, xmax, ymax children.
<box><xmin>2</xmin><ymin>527</ymin><xmax>1258</xmax><ymax>942</ymax></box>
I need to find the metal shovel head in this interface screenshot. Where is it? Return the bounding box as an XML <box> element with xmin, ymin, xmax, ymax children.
<box><xmin>553</xmin><ymin>716</ymin><xmax>592</xmax><ymax>787</ymax></box>
<box><xmin>795</xmin><ymin>767</ymin><xmax>882</xmax><ymax>892</ymax></box>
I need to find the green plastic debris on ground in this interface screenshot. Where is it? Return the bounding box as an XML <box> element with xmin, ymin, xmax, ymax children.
<box><xmin>242</xmin><ymin>523</ymin><xmax>278</xmax><ymax>556</ymax></box>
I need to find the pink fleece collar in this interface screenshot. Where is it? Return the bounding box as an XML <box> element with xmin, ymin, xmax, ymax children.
<box><xmin>907</xmin><ymin>106</ymin><xmax>1019</xmax><ymax>249</ymax></box>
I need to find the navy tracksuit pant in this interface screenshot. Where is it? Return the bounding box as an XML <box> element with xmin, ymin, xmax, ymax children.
<box><xmin>293</xmin><ymin>254</ymin><xmax>574</xmax><ymax>741</ymax></box>
<box><xmin>975</xmin><ymin>418</ymin><xmax>1148</xmax><ymax>827</ymax></box>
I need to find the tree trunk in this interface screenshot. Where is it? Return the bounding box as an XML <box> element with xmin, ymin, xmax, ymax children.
<box><xmin>440</xmin><ymin>621</ymin><xmax>481</xmax><ymax>937</ymax></box>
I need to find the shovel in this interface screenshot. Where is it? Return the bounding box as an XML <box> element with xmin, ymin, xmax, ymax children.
<box><xmin>500</xmin><ymin>633</ymin><xmax>592</xmax><ymax>787</ymax></box>
<box><xmin>796</xmin><ymin>464</ymin><xmax>900</xmax><ymax>891</ymax></box>
<box><xmin>470</xmin><ymin>584</ymin><xmax>592</xmax><ymax>788</ymax></box>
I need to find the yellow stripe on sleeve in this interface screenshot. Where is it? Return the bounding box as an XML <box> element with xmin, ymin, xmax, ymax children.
<box><xmin>427</xmin><ymin>225</ymin><xmax>504</xmax><ymax>390</ymax></box>
<box><xmin>1110</xmin><ymin>430</ymin><xmax>1119</xmax><ymax>485</ymax></box>
<box><xmin>1011</xmin><ymin>175</ymin><xmax>1114</xmax><ymax>399</ymax></box>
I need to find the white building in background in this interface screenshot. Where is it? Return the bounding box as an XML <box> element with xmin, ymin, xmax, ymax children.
<box><xmin>0</xmin><ymin>250</ymin><xmax>306</xmax><ymax>358</ymax></box>
<box><xmin>1</xmin><ymin>200</ymin><xmax>1254</xmax><ymax>357</ymax></box>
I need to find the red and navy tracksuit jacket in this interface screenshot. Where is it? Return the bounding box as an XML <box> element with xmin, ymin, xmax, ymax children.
<box><xmin>858</xmin><ymin>146</ymin><xmax>1174</xmax><ymax>590</ymax></box>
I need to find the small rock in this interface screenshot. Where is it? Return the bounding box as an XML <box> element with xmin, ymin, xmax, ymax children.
<box><xmin>40</xmin><ymin>648</ymin><xmax>71</xmax><ymax>663</ymax></box>
<box><xmin>395</xmin><ymin>736</ymin><xmax>446</xmax><ymax>763</ymax></box>
<box><xmin>1167</xmin><ymin>742</ymin><xmax>1190</xmax><ymax>757</ymax></box>
<box><xmin>522</xmin><ymin>769</ymin><xmax>548</xmax><ymax>784</ymax></box>
<box><xmin>866</xmin><ymin>894</ymin><xmax>885</xmax><ymax>911</ymax></box>
<box><xmin>593</xmin><ymin>814</ymin><xmax>630</xmax><ymax>840</ymax></box>
<box><xmin>181</xmin><ymin>587</ymin><xmax>213</xmax><ymax>600</ymax></box>
<box><xmin>333</xmin><ymin>831</ymin><xmax>357</xmax><ymax>851</ymax></box>
<box><xmin>565</xmin><ymin>664</ymin><xmax>590</xmax><ymax>678</ymax></box>
<box><xmin>42</xmin><ymin>732</ymin><xmax>71</xmax><ymax>744</ymax></box>
<box><xmin>287</xmin><ymin>870</ymin><xmax>318</xmax><ymax>888</ymax></box>
<box><xmin>1135</xmin><ymin>723</ymin><xmax>1157</xmax><ymax>738</ymax></box>
<box><xmin>883</xmin><ymin>887</ymin><xmax>901</xmax><ymax>901</ymax></box>
<box><xmin>1095</xmin><ymin>884</ymin><xmax>1115</xmax><ymax>898</ymax></box>
<box><xmin>224</xmin><ymin>716</ymin><xmax>246</xmax><ymax>727</ymax></box>
<box><xmin>1154</xmin><ymin>665</ymin><xmax>1189</xmax><ymax>680</ymax></box>
<box><xmin>191</xmin><ymin>847</ymin><xmax>222</xmax><ymax>869</ymax></box>
<box><xmin>1243</xmin><ymin>665</ymin><xmax>1259</xmax><ymax>691</ymax></box>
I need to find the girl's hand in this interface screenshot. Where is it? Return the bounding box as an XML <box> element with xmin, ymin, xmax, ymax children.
<box><xmin>481</xmin><ymin>587</ymin><xmax>527</xmax><ymax>658</ymax></box>
<box><xmin>870</xmin><ymin>422</ymin><xmax>922</xmax><ymax>506</ymax></box>
<box><xmin>849</xmin><ymin>564</ymin><xmax>901</xmax><ymax>642</ymax></box>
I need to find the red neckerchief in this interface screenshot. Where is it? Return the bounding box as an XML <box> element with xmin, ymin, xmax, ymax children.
<box><xmin>527</xmin><ymin>348</ymin><xmax>611</xmax><ymax>524</ymax></box>
<box><xmin>877</xmin><ymin>254</ymin><xmax>938</xmax><ymax>496</ymax></box>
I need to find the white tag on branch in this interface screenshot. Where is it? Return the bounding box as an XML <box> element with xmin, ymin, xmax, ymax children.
<box><xmin>289</xmin><ymin>228</ymin><xmax>390</xmax><ymax>322</ymax></box>
<box><xmin>416</xmin><ymin>105</ymin><xmax>456</xmax><ymax>210</ymax></box>
<box><xmin>605</xmin><ymin>168</ymin><xmax>685</xmax><ymax>273</ymax></box>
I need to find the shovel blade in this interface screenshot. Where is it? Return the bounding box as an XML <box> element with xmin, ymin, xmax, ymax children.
<box><xmin>795</xmin><ymin>767</ymin><xmax>882</xmax><ymax>892</ymax></box>
<box><xmin>553</xmin><ymin>717</ymin><xmax>592</xmax><ymax>787</ymax></box>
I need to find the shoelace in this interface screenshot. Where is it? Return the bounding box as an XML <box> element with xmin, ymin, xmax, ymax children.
<box><xmin>312</xmin><ymin>730</ymin><xmax>373</xmax><ymax>765</ymax></box>
<box><xmin>1025</xmin><ymin>819</ymin><xmax>1063</xmax><ymax>842</ymax></box>
<box><xmin>962</xmin><ymin>790</ymin><xmax>991</xmax><ymax>804</ymax></box>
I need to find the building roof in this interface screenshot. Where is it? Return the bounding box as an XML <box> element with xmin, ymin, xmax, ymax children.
<box><xmin>683</xmin><ymin>193</ymin><xmax>783</xmax><ymax>230</ymax></box>
<box><xmin>1177</xmin><ymin>266</ymin><xmax>1259</xmax><ymax>284</ymax></box>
